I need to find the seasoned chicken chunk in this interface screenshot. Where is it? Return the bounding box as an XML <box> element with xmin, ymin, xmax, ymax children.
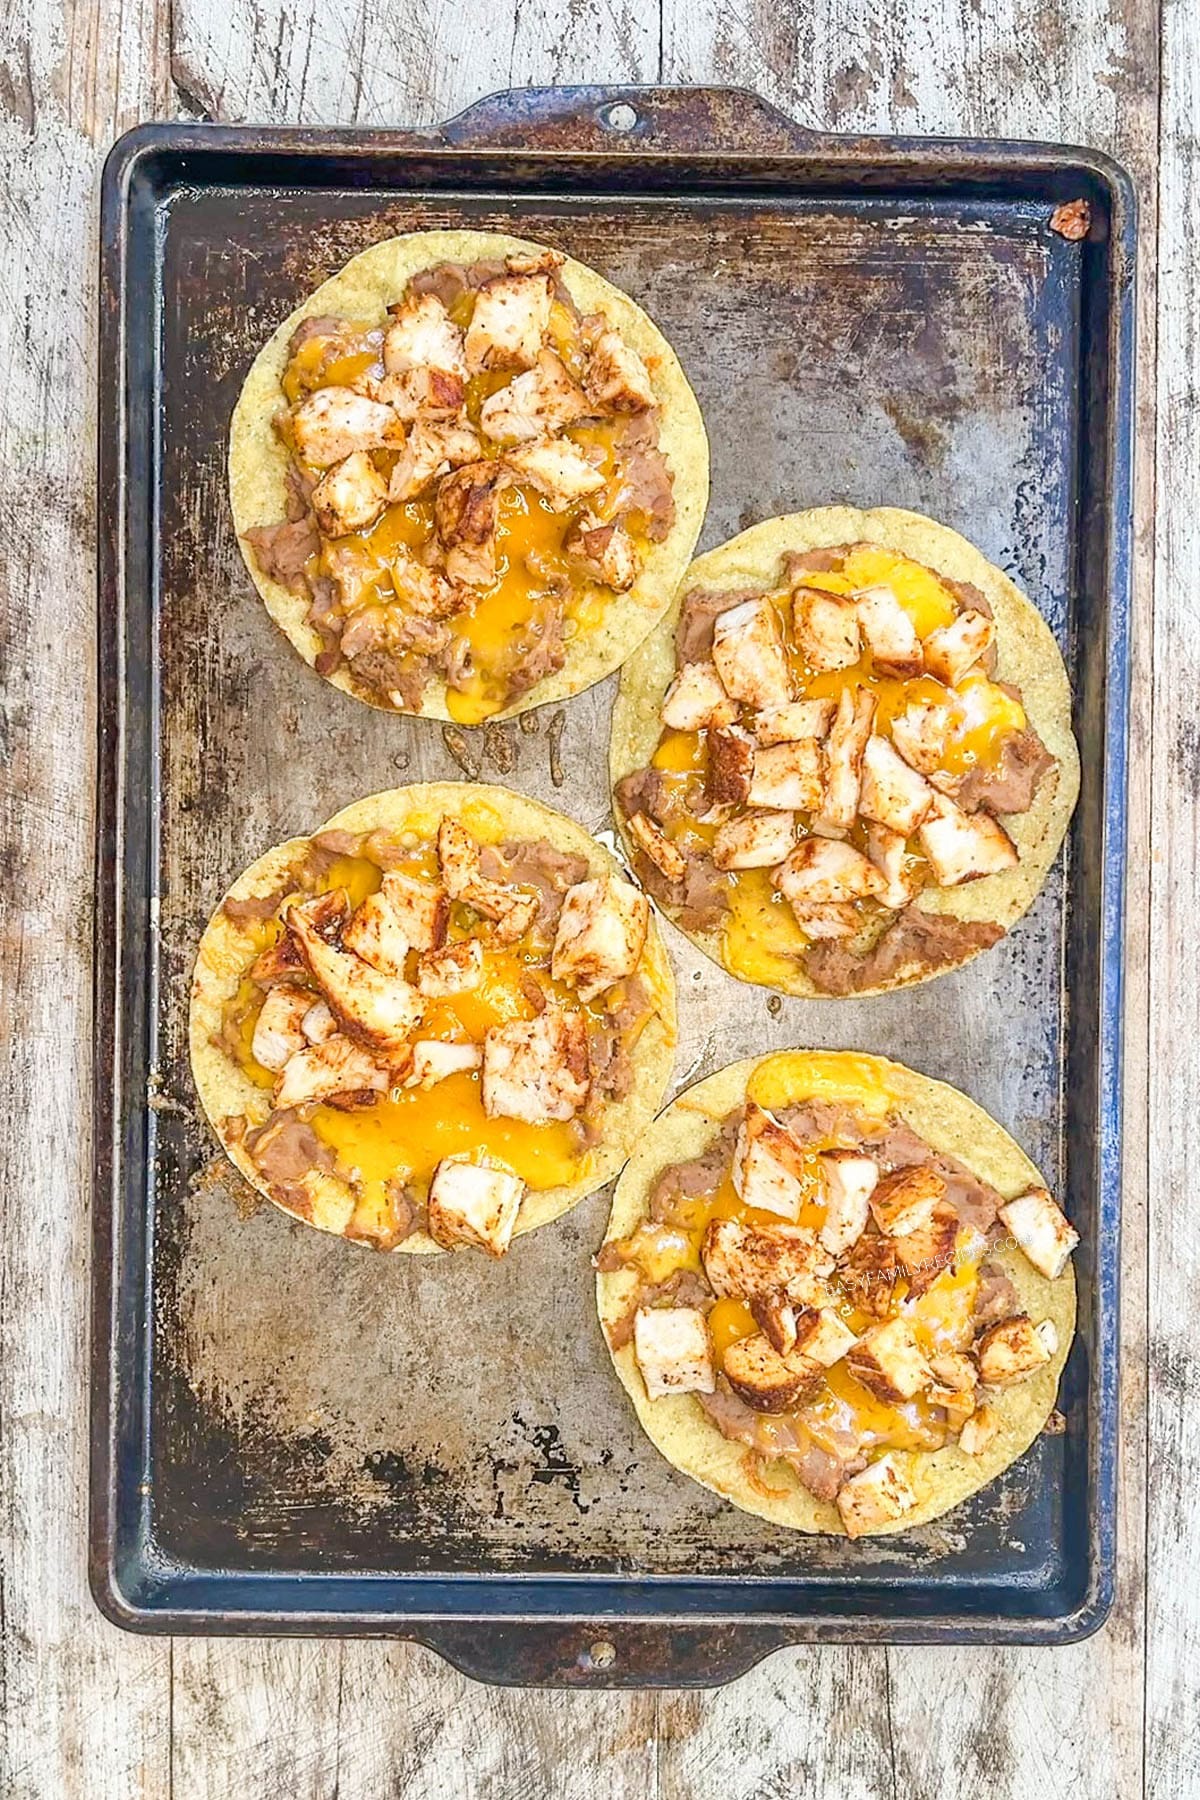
<box><xmin>923</xmin><ymin>610</ymin><xmax>994</xmax><ymax>687</ymax></box>
<box><xmin>836</xmin><ymin>1453</ymin><xmax>918</xmax><ymax>1538</ymax></box>
<box><xmin>975</xmin><ymin>1313</ymin><xmax>1056</xmax><ymax>1386</ymax></box>
<box><xmin>958</xmin><ymin>1402</ymin><xmax>1000</xmax><ymax>1455</ymax></box>
<box><xmin>724</xmin><ymin>1331</ymin><xmax>820</xmax><ymax>1413</ymax></box>
<box><xmin>790</xmin><ymin>904</ymin><xmax>862</xmax><ymax>941</ymax></box>
<box><xmin>286</xmin><ymin>900</ymin><xmax>424</xmax><ymax>1055</ymax></box>
<box><xmin>701</xmin><ymin>1216</ymin><xmax>834</xmax><ymax>1308</ymax></box>
<box><xmin>481</xmin><ymin>1007</ymin><xmax>589</xmax><ymax>1124</ymax></box>
<box><xmin>427</xmin><ymin>1152</ymin><xmax>525</xmax><ymax>1258</ymax></box>
<box><xmin>713</xmin><ymin>809</ymin><xmax>795</xmax><ymax>870</ymax></box>
<box><xmin>868</xmin><ymin>1164</ymin><xmax>946</xmax><ymax>1238</ymax></box>
<box><xmin>273</xmin><ymin>1033</ymin><xmax>390</xmax><ymax>1110</ymax></box>
<box><xmin>751</xmin><ymin>1292</ymin><xmax>800</xmax><ymax>1355</ymax></box>
<box><xmin>793</xmin><ymin>586</ymin><xmax>860</xmax><ymax>672</ymax></box>
<box><xmin>918</xmin><ymin>792</ymin><xmax>1019</xmax><ymax>885</ymax></box>
<box><xmin>854</xmin><ymin>584</ymin><xmax>923</xmax><ymax>677</ymax></box>
<box><xmin>506</xmin><ymin>438</ymin><xmax>606</xmax><ymax>507</ymax></box>
<box><xmin>773</xmin><ymin>838</ymin><xmax>887</xmax><ymax>916</ymax></box>
<box><xmin>731</xmin><ymin>1103</ymin><xmax>814</xmax><ymax>1223</ymax></box>
<box><xmin>437</xmin><ymin>818</ymin><xmax>539</xmax><ymax>943</ymax></box>
<box><xmin>564</xmin><ymin>514</ymin><xmax>638</xmax><ymax>590</ymax></box>
<box><xmin>927</xmin><ymin>1350</ymin><xmax>978</xmax><ymax>1431</ymax></box>
<box><xmin>818</xmin><ymin>1150</ymin><xmax>878</xmax><ymax>1254</ymax></box>
<box><xmin>405</xmin><ymin>1039</ymin><xmax>482</xmax><ymax>1089</ymax></box>
<box><xmin>998</xmin><ymin>1186</ymin><xmax>1080</xmax><ymax>1280</ymax></box>
<box><xmin>858</xmin><ymin>733</ymin><xmax>934</xmax><ymax>836</ymax></box>
<box><xmin>711</xmin><ymin>598</ymin><xmax>793</xmax><ymax>710</ymax></box>
<box><xmin>891</xmin><ymin>1199</ymin><xmax>959</xmax><ymax>1298</ymax></box>
<box><xmin>479</xmin><ymin>349</ymin><xmax>590</xmax><ymax>444</ymax></box>
<box><xmin>846</xmin><ymin>1317</ymin><xmax>932</xmax><ymax>1402</ymax></box>
<box><xmin>628</xmin><ymin>811</ymin><xmax>687</xmax><ymax>882</ymax></box>
<box><xmin>840</xmin><ymin>1229</ymin><xmax>902</xmax><ymax>1318</ymax></box>
<box><xmin>373</xmin><ymin>364</ymin><xmax>466</xmax><ymax>422</ymax></box>
<box><xmin>747</xmin><ymin>738</ymin><xmax>825</xmax><ymax>812</ymax></box>
<box><xmin>865</xmin><ymin>823</ymin><xmax>917</xmax><ymax>911</ymax></box>
<box><xmin>813</xmin><ymin>686</ymin><xmax>877</xmax><ymax>831</ymax></box>
<box><xmin>251</xmin><ymin>985</ymin><xmax>319</xmax><ymax>1073</ymax></box>
<box><xmin>300</xmin><ymin>997</ymin><xmax>337</xmax><ymax>1044</ymax></box>
<box><xmin>434</xmin><ymin>461</ymin><xmax>509</xmax><ymax>587</ymax></box>
<box><xmin>752</xmin><ymin>699</ymin><xmax>836</xmax><ymax>746</ymax></box>
<box><xmin>343</xmin><ymin>872</ymin><xmax>449</xmax><ymax>975</ymax></box>
<box><xmin>551</xmin><ymin>874</ymin><xmax>649</xmax><ymax>1003</ymax></box>
<box><xmin>389</xmin><ymin>549</ymin><xmax>473</xmax><ymax>621</ymax></box>
<box><xmin>416</xmin><ymin>937</ymin><xmax>484</xmax><ymax>997</ymax></box>
<box><xmin>311</xmin><ymin>450</ymin><xmax>389</xmax><ymax>537</ymax></box>
<box><xmin>291</xmin><ymin>387</ymin><xmax>405</xmax><ymax>467</ymax></box>
<box><xmin>890</xmin><ymin>693</ymin><xmax>955</xmax><ymax>775</ymax></box>
<box><xmin>790</xmin><ymin>1306</ymin><xmax>858</xmax><ymax>1368</ymax></box>
<box><xmin>464</xmin><ymin>271</ymin><xmax>555</xmax><ymax>372</ymax></box>
<box><xmin>661</xmin><ymin>661</ymin><xmax>737</xmax><ymax>732</ymax></box>
<box><xmin>707</xmin><ymin>723</ymin><xmax>755</xmax><ymax>807</ymax></box>
<box><xmin>585</xmin><ymin>327</ymin><xmax>656</xmax><ymax>412</ymax></box>
<box><xmin>633</xmin><ymin>1306</ymin><xmax>715</xmax><ymax>1399</ymax></box>
<box><xmin>383</xmin><ymin>292</ymin><xmax>467</xmax><ymax>377</ymax></box>
<box><xmin>387</xmin><ymin>420</ymin><xmax>482</xmax><ymax>503</ymax></box>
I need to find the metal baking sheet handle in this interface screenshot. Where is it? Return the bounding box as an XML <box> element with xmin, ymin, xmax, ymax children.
<box><xmin>439</xmin><ymin>83</ymin><xmax>825</xmax><ymax>155</ymax></box>
<box><xmin>414</xmin><ymin>1620</ymin><xmax>791</xmax><ymax>1690</ymax></box>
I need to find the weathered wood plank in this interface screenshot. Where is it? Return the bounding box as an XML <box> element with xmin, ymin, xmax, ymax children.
<box><xmin>0</xmin><ymin>0</ymin><xmax>174</xmax><ymax>1794</ymax></box>
<box><xmin>1144</xmin><ymin>0</ymin><xmax>1199</xmax><ymax>1793</ymax></box>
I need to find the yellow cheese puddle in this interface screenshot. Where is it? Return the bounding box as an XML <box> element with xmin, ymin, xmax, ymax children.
<box><xmin>797</xmin><ymin>546</ymin><xmax>957</xmax><ymax>638</ymax></box>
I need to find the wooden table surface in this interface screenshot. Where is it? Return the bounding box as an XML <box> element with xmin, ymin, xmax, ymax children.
<box><xmin>1</xmin><ymin>0</ymin><xmax>1193</xmax><ymax>1789</ymax></box>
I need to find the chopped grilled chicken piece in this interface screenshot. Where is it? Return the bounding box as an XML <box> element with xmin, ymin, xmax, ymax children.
<box><xmin>249</xmin><ymin>935</ymin><xmax>306</xmax><ymax>986</ymax></box>
<box><xmin>311</xmin><ymin>450</ymin><xmax>389</xmax><ymax>537</ymax></box>
<box><xmin>387</xmin><ymin>420</ymin><xmax>482</xmax><ymax>503</ymax></box>
<box><xmin>343</xmin><ymin>872</ymin><xmax>449</xmax><ymax>975</ymax></box>
<box><xmin>707</xmin><ymin>724</ymin><xmax>756</xmax><ymax>806</ymax></box>
<box><xmin>390</xmin><ymin>549</ymin><xmax>473</xmax><ymax>621</ymax></box>
<box><xmin>840</xmin><ymin>1230</ymin><xmax>902</xmax><ymax>1318</ymax></box>
<box><xmin>998</xmin><ymin>1187</ymin><xmax>1080</xmax><ymax>1280</ymax></box>
<box><xmin>405</xmin><ymin>1038</ymin><xmax>482</xmax><ymax>1088</ymax></box>
<box><xmin>747</xmin><ymin>737</ymin><xmax>825</xmax><ymax>811</ymax></box>
<box><xmin>752</xmin><ymin>699</ymin><xmax>837</xmax><ymax>745</ymax></box>
<box><xmin>865</xmin><ymin>823</ymin><xmax>917</xmax><ymax>910</ymax></box>
<box><xmin>818</xmin><ymin>1150</ymin><xmax>878</xmax><ymax>1254</ymax></box>
<box><xmin>633</xmin><ymin>1306</ymin><xmax>715</xmax><ymax>1399</ymax></box>
<box><xmin>813</xmin><ymin>686</ymin><xmax>877</xmax><ymax>830</ymax></box>
<box><xmin>585</xmin><ymin>327</ymin><xmax>656</xmax><ymax>412</ymax></box>
<box><xmin>286</xmin><ymin>900</ymin><xmax>424</xmax><ymax>1055</ymax></box>
<box><xmin>301</xmin><ymin>998</ymin><xmax>337</xmax><ymax>1044</ymax></box>
<box><xmin>479</xmin><ymin>349</ymin><xmax>590</xmax><ymax>443</ymax></box>
<box><xmin>482</xmin><ymin>1007</ymin><xmax>589</xmax><ymax>1124</ymax></box>
<box><xmin>792</xmin><ymin>904</ymin><xmax>863</xmax><ymax>940</ymax></box>
<box><xmin>724</xmin><ymin>1331</ymin><xmax>822</xmax><ymax>1412</ymax></box>
<box><xmin>975</xmin><ymin>1313</ymin><xmax>1055</xmax><ymax>1386</ymax></box>
<box><xmin>383</xmin><ymin>292</ymin><xmax>467</xmax><ymax>377</ymax></box>
<box><xmin>504</xmin><ymin>248</ymin><xmax>565</xmax><ymax>276</ymax></box>
<box><xmin>291</xmin><ymin>387</ymin><xmax>405</xmax><ymax>467</ymax></box>
<box><xmin>427</xmin><ymin>1153</ymin><xmax>525</xmax><ymax>1257</ymax></box>
<box><xmin>859</xmin><ymin>734</ymin><xmax>933</xmax><ymax>836</ymax></box>
<box><xmin>927</xmin><ymin>1350</ymin><xmax>978</xmax><ymax>1431</ymax></box>
<box><xmin>713</xmin><ymin>810</ymin><xmax>795</xmax><ymax>870</ymax></box>
<box><xmin>628</xmin><ymin>811</ymin><xmax>687</xmax><ymax>882</ymax></box>
<box><xmin>890</xmin><ymin>693</ymin><xmax>955</xmax><ymax>775</ymax></box>
<box><xmin>551</xmin><ymin>874</ymin><xmax>649</xmax><ymax>1003</ymax></box>
<box><xmin>662</xmin><ymin>661</ymin><xmax>737</xmax><ymax>731</ymax></box>
<box><xmin>752</xmin><ymin>1293</ymin><xmax>799</xmax><ymax>1355</ymax></box>
<box><xmin>433</xmin><ymin>460</ymin><xmax>507</xmax><ymax>587</ymax></box>
<box><xmin>416</xmin><ymin>937</ymin><xmax>485</xmax><ymax>997</ymax></box>
<box><xmin>773</xmin><ymin>838</ymin><xmax>887</xmax><ymax>921</ymax></box>
<box><xmin>373</xmin><ymin>365</ymin><xmax>466</xmax><ymax>421</ymax></box>
<box><xmin>793</xmin><ymin>586</ymin><xmax>861</xmax><ymax>672</ymax></box>
<box><xmin>790</xmin><ymin>1306</ymin><xmax>858</xmax><ymax>1368</ymax></box>
<box><xmin>892</xmin><ymin>1200</ymin><xmax>959</xmax><ymax>1298</ymax></box>
<box><xmin>836</xmin><ymin>1453</ymin><xmax>918</xmax><ymax>1538</ymax></box>
<box><xmin>711</xmin><ymin>598</ymin><xmax>793</xmax><ymax>710</ymax></box>
<box><xmin>846</xmin><ymin>1317</ymin><xmax>933</xmax><ymax>1402</ymax></box>
<box><xmin>701</xmin><ymin>1217</ymin><xmax>834</xmax><ymax>1308</ymax></box>
<box><xmin>958</xmin><ymin>1402</ymin><xmax>1000</xmax><ymax>1455</ymax></box>
<box><xmin>273</xmin><ymin>1033</ymin><xmax>390</xmax><ymax>1110</ymax></box>
<box><xmin>564</xmin><ymin>513</ymin><xmax>638</xmax><ymax>590</ymax></box>
<box><xmin>251</xmin><ymin>986</ymin><xmax>319</xmax><ymax>1072</ymax></box>
<box><xmin>731</xmin><ymin>1102</ymin><xmax>814</xmax><ymax>1222</ymax></box>
<box><xmin>854</xmin><ymin>584</ymin><xmax>923</xmax><ymax>677</ymax></box>
<box><xmin>506</xmin><ymin>437</ymin><xmax>606</xmax><ymax>507</ymax></box>
<box><xmin>869</xmin><ymin>1164</ymin><xmax>946</xmax><ymax>1238</ymax></box>
<box><xmin>918</xmin><ymin>792</ymin><xmax>1019</xmax><ymax>885</ymax></box>
<box><xmin>464</xmin><ymin>271</ymin><xmax>555</xmax><ymax>373</ymax></box>
<box><xmin>929</xmin><ymin>1351</ymin><xmax>977</xmax><ymax>1394</ymax></box>
<box><xmin>437</xmin><ymin>818</ymin><xmax>539</xmax><ymax>943</ymax></box>
<box><xmin>923</xmin><ymin>610</ymin><xmax>995</xmax><ymax>687</ymax></box>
